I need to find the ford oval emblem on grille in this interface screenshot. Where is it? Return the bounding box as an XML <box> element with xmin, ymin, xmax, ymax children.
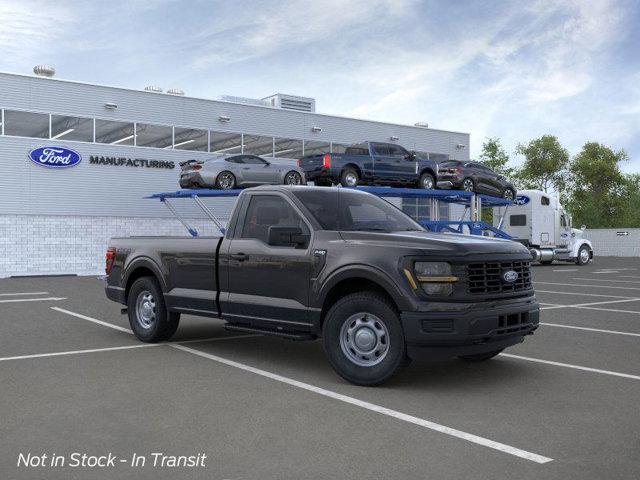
<box><xmin>502</xmin><ymin>270</ymin><xmax>518</xmax><ymax>283</ymax></box>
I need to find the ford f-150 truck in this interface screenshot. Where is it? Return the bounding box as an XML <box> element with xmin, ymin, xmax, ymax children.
<box><xmin>105</xmin><ymin>186</ymin><xmax>539</xmax><ymax>385</ymax></box>
<box><xmin>298</xmin><ymin>142</ymin><xmax>439</xmax><ymax>189</ymax></box>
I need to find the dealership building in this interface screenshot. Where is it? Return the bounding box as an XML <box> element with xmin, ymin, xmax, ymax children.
<box><xmin>0</xmin><ymin>68</ymin><xmax>470</xmax><ymax>277</ymax></box>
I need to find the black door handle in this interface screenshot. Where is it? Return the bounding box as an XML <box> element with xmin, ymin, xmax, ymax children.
<box><xmin>231</xmin><ymin>253</ymin><xmax>248</xmax><ymax>261</ymax></box>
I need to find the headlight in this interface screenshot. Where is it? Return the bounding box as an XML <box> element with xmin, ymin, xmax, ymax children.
<box><xmin>412</xmin><ymin>262</ymin><xmax>457</xmax><ymax>296</ymax></box>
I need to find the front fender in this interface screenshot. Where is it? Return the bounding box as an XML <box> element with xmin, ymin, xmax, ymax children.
<box><xmin>571</xmin><ymin>239</ymin><xmax>593</xmax><ymax>258</ymax></box>
<box><xmin>314</xmin><ymin>263</ymin><xmax>412</xmax><ymax>311</ymax></box>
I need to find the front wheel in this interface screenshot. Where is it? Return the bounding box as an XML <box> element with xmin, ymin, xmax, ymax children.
<box><xmin>576</xmin><ymin>245</ymin><xmax>591</xmax><ymax>265</ymax></box>
<box><xmin>284</xmin><ymin>170</ymin><xmax>303</xmax><ymax>185</ymax></box>
<box><xmin>461</xmin><ymin>178</ymin><xmax>475</xmax><ymax>192</ymax></box>
<box><xmin>127</xmin><ymin>276</ymin><xmax>180</xmax><ymax>342</ymax></box>
<box><xmin>502</xmin><ymin>188</ymin><xmax>516</xmax><ymax>200</ymax></box>
<box><xmin>419</xmin><ymin>172</ymin><xmax>435</xmax><ymax>189</ymax></box>
<box><xmin>458</xmin><ymin>349</ymin><xmax>503</xmax><ymax>362</ymax></box>
<box><xmin>322</xmin><ymin>292</ymin><xmax>407</xmax><ymax>386</ymax></box>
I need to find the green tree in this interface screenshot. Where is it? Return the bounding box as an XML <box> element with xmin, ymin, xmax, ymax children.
<box><xmin>566</xmin><ymin>142</ymin><xmax>628</xmax><ymax>228</ymax></box>
<box><xmin>478</xmin><ymin>137</ymin><xmax>514</xmax><ymax>177</ymax></box>
<box><xmin>515</xmin><ymin>135</ymin><xmax>569</xmax><ymax>193</ymax></box>
<box><xmin>619</xmin><ymin>174</ymin><xmax>640</xmax><ymax>227</ymax></box>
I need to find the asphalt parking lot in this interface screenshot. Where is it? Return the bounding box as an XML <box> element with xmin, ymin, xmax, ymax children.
<box><xmin>2</xmin><ymin>257</ymin><xmax>640</xmax><ymax>480</ymax></box>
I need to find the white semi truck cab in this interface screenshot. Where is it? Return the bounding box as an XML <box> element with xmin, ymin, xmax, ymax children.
<box><xmin>494</xmin><ymin>189</ymin><xmax>593</xmax><ymax>265</ymax></box>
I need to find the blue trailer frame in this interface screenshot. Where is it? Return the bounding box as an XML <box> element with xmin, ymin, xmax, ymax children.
<box><xmin>147</xmin><ymin>187</ymin><xmax>513</xmax><ymax>239</ymax></box>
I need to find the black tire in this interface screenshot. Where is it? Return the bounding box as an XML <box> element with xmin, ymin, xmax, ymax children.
<box><xmin>340</xmin><ymin>168</ymin><xmax>359</xmax><ymax>187</ymax></box>
<box><xmin>461</xmin><ymin>178</ymin><xmax>475</xmax><ymax>192</ymax></box>
<box><xmin>502</xmin><ymin>188</ymin><xmax>516</xmax><ymax>200</ymax></box>
<box><xmin>419</xmin><ymin>172</ymin><xmax>435</xmax><ymax>189</ymax></box>
<box><xmin>284</xmin><ymin>171</ymin><xmax>303</xmax><ymax>185</ymax></box>
<box><xmin>127</xmin><ymin>276</ymin><xmax>180</xmax><ymax>342</ymax></box>
<box><xmin>458</xmin><ymin>349</ymin><xmax>503</xmax><ymax>362</ymax></box>
<box><xmin>322</xmin><ymin>291</ymin><xmax>407</xmax><ymax>386</ymax></box>
<box><xmin>576</xmin><ymin>245</ymin><xmax>591</xmax><ymax>265</ymax></box>
<box><xmin>215</xmin><ymin>171</ymin><xmax>236</xmax><ymax>190</ymax></box>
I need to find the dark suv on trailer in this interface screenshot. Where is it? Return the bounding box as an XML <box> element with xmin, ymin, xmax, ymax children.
<box><xmin>437</xmin><ymin>160</ymin><xmax>516</xmax><ymax>199</ymax></box>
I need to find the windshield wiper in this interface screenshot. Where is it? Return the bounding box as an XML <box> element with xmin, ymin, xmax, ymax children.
<box><xmin>346</xmin><ymin>227</ymin><xmax>391</xmax><ymax>232</ymax></box>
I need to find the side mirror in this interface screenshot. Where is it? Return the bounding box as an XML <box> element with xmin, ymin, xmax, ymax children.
<box><xmin>264</xmin><ymin>161</ymin><xmax>271</xmax><ymax>166</ymax></box>
<box><xmin>268</xmin><ymin>226</ymin><xmax>309</xmax><ymax>247</ymax></box>
<box><xmin>404</xmin><ymin>152</ymin><xmax>416</xmax><ymax>160</ymax></box>
<box><xmin>581</xmin><ymin>225</ymin><xmax>586</xmax><ymax>230</ymax></box>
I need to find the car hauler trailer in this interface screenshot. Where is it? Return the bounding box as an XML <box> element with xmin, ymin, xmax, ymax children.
<box><xmin>493</xmin><ymin>189</ymin><xmax>593</xmax><ymax>265</ymax></box>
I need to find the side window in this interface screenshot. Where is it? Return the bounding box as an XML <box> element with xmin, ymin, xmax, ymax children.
<box><xmin>541</xmin><ymin>196</ymin><xmax>550</xmax><ymax>206</ymax></box>
<box><xmin>560</xmin><ymin>215</ymin><xmax>567</xmax><ymax>228</ymax></box>
<box><xmin>241</xmin><ymin>196</ymin><xmax>309</xmax><ymax>244</ymax></box>
<box><xmin>243</xmin><ymin>155</ymin><xmax>267</xmax><ymax>165</ymax></box>
<box><xmin>372</xmin><ymin>144</ymin><xmax>390</xmax><ymax>156</ymax></box>
<box><xmin>387</xmin><ymin>145</ymin><xmax>405</xmax><ymax>157</ymax></box>
<box><xmin>226</xmin><ymin>156</ymin><xmax>244</xmax><ymax>164</ymax></box>
<box><xmin>510</xmin><ymin>215</ymin><xmax>527</xmax><ymax>226</ymax></box>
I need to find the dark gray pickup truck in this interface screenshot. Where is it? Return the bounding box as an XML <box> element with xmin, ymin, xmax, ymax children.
<box><xmin>105</xmin><ymin>186</ymin><xmax>539</xmax><ymax>385</ymax></box>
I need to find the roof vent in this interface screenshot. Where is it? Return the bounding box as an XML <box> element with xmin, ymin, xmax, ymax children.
<box><xmin>144</xmin><ymin>85</ymin><xmax>163</xmax><ymax>93</ymax></box>
<box><xmin>414</xmin><ymin>122</ymin><xmax>429</xmax><ymax>128</ymax></box>
<box><xmin>262</xmin><ymin>93</ymin><xmax>316</xmax><ymax>113</ymax></box>
<box><xmin>167</xmin><ymin>88</ymin><xmax>185</xmax><ymax>96</ymax></box>
<box><xmin>33</xmin><ymin>65</ymin><xmax>55</xmax><ymax>78</ymax></box>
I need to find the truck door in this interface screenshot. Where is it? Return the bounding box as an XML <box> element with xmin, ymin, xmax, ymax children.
<box><xmin>557</xmin><ymin>210</ymin><xmax>571</xmax><ymax>247</ymax></box>
<box><xmin>223</xmin><ymin>193</ymin><xmax>313</xmax><ymax>328</ymax></box>
<box><xmin>387</xmin><ymin>144</ymin><xmax>417</xmax><ymax>183</ymax></box>
<box><xmin>370</xmin><ymin>143</ymin><xmax>393</xmax><ymax>182</ymax></box>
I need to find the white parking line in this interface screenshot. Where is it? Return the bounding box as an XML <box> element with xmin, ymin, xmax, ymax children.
<box><xmin>536</xmin><ymin>289</ymin><xmax>638</xmax><ymax>299</ymax></box>
<box><xmin>501</xmin><ymin>353</ymin><xmax>640</xmax><ymax>381</ymax></box>
<box><xmin>536</xmin><ymin>281</ymin><xmax>640</xmax><ymax>291</ymax></box>
<box><xmin>0</xmin><ymin>292</ymin><xmax>49</xmax><ymax>296</ymax></box>
<box><xmin>0</xmin><ymin>297</ymin><xmax>66</xmax><ymax>304</ymax></box>
<box><xmin>52</xmin><ymin>307</ymin><xmax>133</xmax><ymax>334</ymax></box>
<box><xmin>572</xmin><ymin>278</ymin><xmax>640</xmax><ymax>284</ymax></box>
<box><xmin>540</xmin><ymin>323</ymin><xmax>640</xmax><ymax>337</ymax></box>
<box><xmin>171</xmin><ymin>343</ymin><xmax>552</xmax><ymax>464</ymax></box>
<box><xmin>552</xmin><ymin>269</ymin><xmax>578</xmax><ymax>272</ymax></box>
<box><xmin>0</xmin><ymin>344</ymin><xmax>157</xmax><ymax>362</ymax></box>
<box><xmin>574</xmin><ymin>306</ymin><xmax>640</xmax><ymax>315</ymax></box>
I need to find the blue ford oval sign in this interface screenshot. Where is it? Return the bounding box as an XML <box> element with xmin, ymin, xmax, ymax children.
<box><xmin>28</xmin><ymin>146</ymin><xmax>82</xmax><ymax>168</ymax></box>
<box><xmin>502</xmin><ymin>270</ymin><xmax>518</xmax><ymax>283</ymax></box>
<box><xmin>514</xmin><ymin>195</ymin><xmax>530</xmax><ymax>206</ymax></box>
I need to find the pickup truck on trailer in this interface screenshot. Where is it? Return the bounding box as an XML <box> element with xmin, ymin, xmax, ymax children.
<box><xmin>105</xmin><ymin>186</ymin><xmax>540</xmax><ymax>385</ymax></box>
<box><xmin>299</xmin><ymin>141</ymin><xmax>439</xmax><ymax>189</ymax></box>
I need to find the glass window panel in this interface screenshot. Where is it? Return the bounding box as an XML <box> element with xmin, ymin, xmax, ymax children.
<box><xmin>95</xmin><ymin>119</ymin><xmax>135</xmax><ymax>145</ymax></box>
<box><xmin>273</xmin><ymin>137</ymin><xmax>303</xmax><ymax>159</ymax></box>
<box><xmin>173</xmin><ymin>127</ymin><xmax>208</xmax><ymax>151</ymax></box>
<box><xmin>4</xmin><ymin>110</ymin><xmax>49</xmax><ymax>138</ymax></box>
<box><xmin>303</xmin><ymin>140</ymin><xmax>330</xmax><ymax>156</ymax></box>
<box><xmin>331</xmin><ymin>143</ymin><xmax>349</xmax><ymax>154</ymax></box>
<box><xmin>135</xmin><ymin>123</ymin><xmax>172</xmax><ymax>148</ymax></box>
<box><xmin>51</xmin><ymin>115</ymin><xmax>93</xmax><ymax>142</ymax></box>
<box><xmin>243</xmin><ymin>134</ymin><xmax>274</xmax><ymax>156</ymax></box>
<box><xmin>210</xmin><ymin>131</ymin><xmax>242</xmax><ymax>154</ymax></box>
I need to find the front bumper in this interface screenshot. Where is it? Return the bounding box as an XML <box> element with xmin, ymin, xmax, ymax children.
<box><xmin>401</xmin><ymin>295</ymin><xmax>539</xmax><ymax>360</ymax></box>
<box><xmin>105</xmin><ymin>285</ymin><xmax>126</xmax><ymax>305</ymax></box>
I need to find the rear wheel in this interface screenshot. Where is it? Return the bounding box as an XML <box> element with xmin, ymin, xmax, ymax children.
<box><xmin>215</xmin><ymin>171</ymin><xmax>236</xmax><ymax>189</ymax></box>
<box><xmin>322</xmin><ymin>291</ymin><xmax>407</xmax><ymax>386</ymax></box>
<box><xmin>576</xmin><ymin>245</ymin><xmax>591</xmax><ymax>265</ymax></box>
<box><xmin>127</xmin><ymin>276</ymin><xmax>180</xmax><ymax>342</ymax></box>
<box><xmin>419</xmin><ymin>172</ymin><xmax>435</xmax><ymax>189</ymax></box>
<box><xmin>284</xmin><ymin>171</ymin><xmax>303</xmax><ymax>185</ymax></box>
<box><xmin>462</xmin><ymin>178</ymin><xmax>475</xmax><ymax>192</ymax></box>
<box><xmin>458</xmin><ymin>349</ymin><xmax>503</xmax><ymax>362</ymax></box>
<box><xmin>502</xmin><ymin>188</ymin><xmax>515</xmax><ymax>200</ymax></box>
<box><xmin>340</xmin><ymin>168</ymin><xmax>359</xmax><ymax>187</ymax></box>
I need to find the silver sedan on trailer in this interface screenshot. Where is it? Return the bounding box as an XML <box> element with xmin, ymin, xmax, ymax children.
<box><xmin>179</xmin><ymin>154</ymin><xmax>306</xmax><ymax>189</ymax></box>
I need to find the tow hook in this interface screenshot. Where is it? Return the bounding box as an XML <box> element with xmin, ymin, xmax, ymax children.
<box><xmin>121</xmin><ymin>308</ymin><xmax>128</xmax><ymax>315</ymax></box>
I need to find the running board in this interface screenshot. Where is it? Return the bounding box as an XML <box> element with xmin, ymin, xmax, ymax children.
<box><xmin>224</xmin><ymin>323</ymin><xmax>316</xmax><ymax>341</ymax></box>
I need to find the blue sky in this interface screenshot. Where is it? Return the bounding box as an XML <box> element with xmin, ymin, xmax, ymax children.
<box><xmin>1</xmin><ymin>0</ymin><xmax>639</xmax><ymax>171</ymax></box>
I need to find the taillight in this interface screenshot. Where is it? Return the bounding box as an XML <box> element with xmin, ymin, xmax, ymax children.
<box><xmin>192</xmin><ymin>164</ymin><xmax>202</xmax><ymax>170</ymax></box>
<box><xmin>322</xmin><ymin>153</ymin><xmax>331</xmax><ymax>169</ymax></box>
<box><xmin>105</xmin><ymin>248</ymin><xmax>116</xmax><ymax>275</ymax></box>
<box><xmin>297</xmin><ymin>159</ymin><xmax>302</xmax><ymax>167</ymax></box>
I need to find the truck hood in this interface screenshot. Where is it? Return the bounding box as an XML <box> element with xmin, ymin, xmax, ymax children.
<box><xmin>339</xmin><ymin>230</ymin><xmax>530</xmax><ymax>257</ymax></box>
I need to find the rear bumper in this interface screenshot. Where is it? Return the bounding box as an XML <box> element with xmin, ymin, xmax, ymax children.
<box><xmin>437</xmin><ymin>178</ymin><xmax>463</xmax><ymax>190</ymax></box>
<box><xmin>105</xmin><ymin>285</ymin><xmax>126</xmax><ymax>305</ymax></box>
<box><xmin>401</xmin><ymin>295</ymin><xmax>539</xmax><ymax>360</ymax></box>
<box><xmin>179</xmin><ymin>172</ymin><xmax>209</xmax><ymax>188</ymax></box>
<box><xmin>303</xmin><ymin>166</ymin><xmax>338</xmax><ymax>183</ymax></box>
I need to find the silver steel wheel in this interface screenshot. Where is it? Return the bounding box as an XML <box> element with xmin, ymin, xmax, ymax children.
<box><xmin>135</xmin><ymin>290</ymin><xmax>156</xmax><ymax>329</ymax></box>
<box><xmin>503</xmin><ymin>189</ymin><xmax>514</xmax><ymax>200</ymax></box>
<box><xmin>285</xmin><ymin>171</ymin><xmax>302</xmax><ymax>185</ymax></box>
<box><xmin>579</xmin><ymin>247</ymin><xmax>590</xmax><ymax>263</ymax></box>
<box><xmin>339</xmin><ymin>312</ymin><xmax>389</xmax><ymax>367</ymax></box>
<box><xmin>421</xmin><ymin>175</ymin><xmax>434</xmax><ymax>189</ymax></box>
<box><xmin>217</xmin><ymin>172</ymin><xmax>235</xmax><ymax>189</ymax></box>
<box><xmin>462</xmin><ymin>179</ymin><xmax>474</xmax><ymax>192</ymax></box>
<box><xmin>344</xmin><ymin>172</ymin><xmax>358</xmax><ymax>187</ymax></box>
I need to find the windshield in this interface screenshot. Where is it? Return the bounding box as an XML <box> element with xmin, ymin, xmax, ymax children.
<box><xmin>292</xmin><ymin>189</ymin><xmax>424</xmax><ymax>233</ymax></box>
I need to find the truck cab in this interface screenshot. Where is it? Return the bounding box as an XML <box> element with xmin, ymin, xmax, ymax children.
<box><xmin>495</xmin><ymin>189</ymin><xmax>593</xmax><ymax>265</ymax></box>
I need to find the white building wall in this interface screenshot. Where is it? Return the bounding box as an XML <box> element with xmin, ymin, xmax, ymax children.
<box><xmin>583</xmin><ymin>228</ymin><xmax>640</xmax><ymax>257</ymax></box>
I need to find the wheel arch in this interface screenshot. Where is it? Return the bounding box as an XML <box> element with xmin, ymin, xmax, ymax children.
<box><xmin>123</xmin><ymin>258</ymin><xmax>167</xmax><ymax>303</ymax></box>
<box><xmin>342</xmin><ymin>163</ymin><xmax>362</xmax><ymax>178</ymax></box>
